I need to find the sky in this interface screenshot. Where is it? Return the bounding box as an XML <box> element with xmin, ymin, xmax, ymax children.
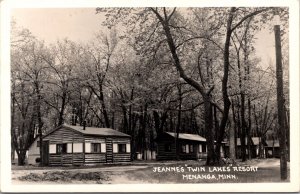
<box><xmin>12</xmin><ymin>8</ymin><xmax>105</xmax><ymax>44</ymax></box>
<box><xmin>11</xmin><ymin>8</ymin><xmax>276</xmax><ymax>68</ymax></box>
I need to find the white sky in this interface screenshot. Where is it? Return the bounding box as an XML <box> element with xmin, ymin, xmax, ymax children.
<box><xmin>11</xmin><ymin>8</ymin><xmax>275</xmax><ymax>67</ymax></box>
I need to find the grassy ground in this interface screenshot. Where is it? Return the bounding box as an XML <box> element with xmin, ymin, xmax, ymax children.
<box><xmin>12</xmin><ymin>158</ymin><xmax>289</xmax><ymax>184</ymax></box>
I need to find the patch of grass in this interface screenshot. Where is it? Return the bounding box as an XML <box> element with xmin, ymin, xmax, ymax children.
<box><xmin>18</xmin><ymin>171</ymin><xmax>110</xmax><ymax>183</ymax></box>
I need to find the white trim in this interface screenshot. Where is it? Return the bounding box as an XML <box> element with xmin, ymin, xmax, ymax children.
<box><xmin>73</xmin><ymin>143</ymin><xmax>83</xmax><ymax>153</ymax></box>
<box><xmin>49</xmin><ymin>144</ymin><xmax>56</xmax><ymax>154</ymax></box>
<box><xmin>67</xmin><ymin>143</ymin><xmax>72</xmax><ymax>153</ymax></box>
<box><xmin>126</xmin><ymin>144</ymin><xmax>130</xmax><ymax>153</ymax></box>
<box><xmin>101</xmin><ymin>143</ymin><xmax>106</xmax><ymax>153</ymax></box>
<box><xmin>85</xmin><ymin>142</ymin><xmax>91</xmax><ymax>153</ymax></box>
<box><xmin>113</xmin><ymin>144</ymin><xmax>118</xmax><ymax>153</ymax></box>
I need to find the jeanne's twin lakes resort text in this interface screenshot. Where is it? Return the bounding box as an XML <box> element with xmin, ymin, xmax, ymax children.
<box><xmin>153</xmin><ymin>165</ymin><xmax>259</xmax><ymax>180</ymax></box>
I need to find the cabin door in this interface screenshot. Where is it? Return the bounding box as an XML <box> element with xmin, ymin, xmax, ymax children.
<box><xmin>42</xmin><ymin>141</ymin><xmax>49</xmax><ymax>166</ymax></box>
<box><xmin>106</xmin><ymin>138</ymin><xmax>113</xmax><ymax>163</ymax></box>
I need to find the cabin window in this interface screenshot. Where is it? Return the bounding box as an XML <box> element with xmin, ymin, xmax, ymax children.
<box><xmin>164</xmin><ymin>143</ymin><xmax>172</xmax><ymax>152</ymax></box>
<box><xmin>57</xmin><ymin>143</ymin><xmax>67</xmax><ymax>154</ymax></box>
<box><xmin>181</xmin><ymin>144</ymin><xmax>186</xmax><ymax>153</ymax></box>
<box><xmin>189</xmin><ymin>144</ymin><xmax>194</xmax><ymax>153</ymax></box>
<box><xmin>91</xmin><ymin>143</ymin><xmax>101</xmax><ymax>153</ymax></box>
<box><xmin>118</xmin><ymin>144</ymin><xmax>126</xmax><ymax>153</ymax></box>
<box><xmin>182</xmin><ymin>144</ymin><xmax>189</xmax><ymax>153</ymax></box>
<box><xmin>113</xmin><ymin>143</ymin><xmax>130</xmax><ymax>153</ymax></box>
<box><xmin>202</xmin><ymin>144</ymin><xmax>206</xmax><ymax>152</ymax></box>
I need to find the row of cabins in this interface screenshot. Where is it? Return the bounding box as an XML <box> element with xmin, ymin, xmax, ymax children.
<box><xmin>27</xmin><ymin>124</ymin><xmax>214</xmax><ymax>166</ymax></box>
<box><xmin>23</xmin><ymin>124</ymin><xmax>279</xmax><ymax>166</ymax></box>
<box><xmin>224</xmin><ymin>137</ymin><xmax>280</xmax><ymax>159</ymax></box>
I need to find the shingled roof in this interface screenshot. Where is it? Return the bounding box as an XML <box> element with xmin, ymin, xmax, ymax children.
<box><xmin>43</xmin><ymin>124</ymin><xmax>130</xmax><ymax>138</ymax></box>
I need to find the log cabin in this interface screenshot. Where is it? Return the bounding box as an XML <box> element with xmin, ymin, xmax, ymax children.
<box><xmin>155</xmin><ymin>132</ymin><xmax>209</xmax><ymax>160</ymax></box>
<box><xmin>39</xmin><ymin>124</ymin><xmax>131</xmax><ymax>166</ymax></box>
<box><xmin>225</xmin><ymin>137</ymin><xmax>266</xmax><ymax>159</ymax></box>
<box><xmin>265</xmin><ymin>140</ymin><xmax>280</xmax><ymax>158</ymax></box>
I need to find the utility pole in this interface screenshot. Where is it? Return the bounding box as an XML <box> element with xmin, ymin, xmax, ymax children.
<box><xmin>274</xmin><ymin>13</ymin><xmax>287</xmax><ymax>180</ymax></box>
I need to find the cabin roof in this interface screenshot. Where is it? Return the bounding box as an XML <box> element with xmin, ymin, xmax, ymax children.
<box><xmin>64</xmin><ymin>124</ymin><xmax>130</xmax><ymax>137</ymax></box>
<box><xmin>43</xmin><ymin>124</ymin><xmax>130</xmax><ymax>138</ymax></box>
<box><xmin>236</xmin><ymin>137</ymin><xmax>260</xmax><ymax>146</ymax></box>
<box><xmin>225</xmin><ymin>137</ymin><xmax>263</xmax><ymax>146</ymax></box>
<box><xmin>165</xmin><ymin>132</ymin><xmax>206</xmax><ymax>142</ymax></box>
<box><xmin>265</xmin><ymin>140</ymin><xmax>280</xmax><ymax>147</ymax></box>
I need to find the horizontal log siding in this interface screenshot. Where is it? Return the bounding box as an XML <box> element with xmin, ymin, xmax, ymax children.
<box><xmin>72</xmin><ymin>153</ymin><xmax>84</xmax><ymax>165</ymax></box>
<box><xmin>113</xmin><ymin>153</ymin><xmax>131</xmax><ymax>162</ymax></box>
<box><xmin>44</xmin><ymin>127</ymin><xmax>132</xmax><ymax>165</ymax></box>
<box><xmin>49</xmin><ymin>153</ymin><xmax>84</xmax><ymax>166</ymax></box>
<box><xmin>156</xmin><ymin>142</ymin><xmax>176</xmax><ymax>160</ymax></box>
<box><xmin>49</xmin><ymin>154</ymin><xmax>61</xmax><ymax>166</ymax></box>
<box><xmin>112</xmin><ymin>138</ymin><xmax>130</xmax><ymax>144</ymax></box>
<box><xmin>112</xmin><ymin>137</ymin><xmax>131</xmax><ymax>163</ymax></box>
<box><xmin>85</xmin><ymin>153</ymin><xmax>106</xmax><ymax>164</ymax></box>
<box><xmin>45</xmin><ymin>127</ymin><xmax>84</xmax><ymax>166</ymax></box>
<box><xmin>84</xmin><ymin>135</ymin><xmax>106</xmax><ymax>143</ymax></box>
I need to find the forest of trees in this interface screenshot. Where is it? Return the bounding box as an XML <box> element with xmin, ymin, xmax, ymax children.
<box><xmin>11</xmin><ymin>7</ymin><xmax>289</xmax><ymax>166</ymax></box>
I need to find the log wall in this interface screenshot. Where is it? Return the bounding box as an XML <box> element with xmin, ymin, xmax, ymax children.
<box><xmin>156</xmin><ymin>141</ymin><xmax>177</xmax><ymax>160</ymax></box>
<box><xmin>43</xmin><ymin>127</ymin><xmax>131</xmax><ymax>166</ymax></box>
<box><xmin>112</xmin><ymin>137</ymin><xmax>131</xmax><ymax>163</ymax></box>
<box><xmin>156</xmin><ymin>140</ymin><xmax>207</xmax><ymax>160</ymax></box>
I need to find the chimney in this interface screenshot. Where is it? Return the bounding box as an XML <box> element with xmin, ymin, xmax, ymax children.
<box><xmin>83</xmin><ymin>120</ymin><xmax>86</xmax><ymax>130</ymax></box>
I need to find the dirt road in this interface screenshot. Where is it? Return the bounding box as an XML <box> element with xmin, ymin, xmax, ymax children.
<box><xmin>12</xmin><ymin>159</ymin><xmax>288</xmax><ymax>184</ymax></box>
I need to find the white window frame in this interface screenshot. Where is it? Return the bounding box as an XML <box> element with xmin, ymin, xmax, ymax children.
<box><xmin>101</xmin><ymin>143</ymin><xmax>106</xmax><ymax>153</ymax></box>
<box><xmin>49</xmin><ymin>144</ymin><xmax>56</xmax><ymax>154</ymax></box>
<box><xmin>186</xmin><ymin>144</ymin><xmax>189</xmax><ymax>153</ymax></box>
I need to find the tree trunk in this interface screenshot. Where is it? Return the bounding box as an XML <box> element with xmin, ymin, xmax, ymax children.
<box><xmin>247</xmin><ymin>99</ymin><xmax>252</xmax><ymax>159</ymax></box>
<box><xmin>35</xmin><ymin>81</ymin><xmax>44</xmax><ymax>166</ymax></box>
<box><xmin>121</xmin><ymin>102</ymin><xmax>128</xmax><ymax>134</ymax></box>
<box><xmin>240</xmin><ymin>93</ymin><xmax>247</xmax><ymax>161</ymax></box>
<box><xmin>129</xmin><ymin>88</ymin><xmax>134</xmax><ymax>134</ymax></box>
<box><xmin>99</xmin><ymin>84</ymin><xmax>110</xmax><ymax>128</ymax></box>
<box><xmin>230</xmin><ymin>101</ymin><xmax>236</xmax><ymax>160</ymax></box>
<box><xmin>58</xmin><ymin>91</ymin><xmax>66</xmax><ymax>126</ymax></box>
<box><xmin>17</xmin><ymin>149</ymin><xmax>27</xmax><ymax>166</ymax></box>
<box><xmin>204</xmin><ymin>96</ymin><xmax>216</xmax><ymax>165</ymax></box>
<box><xmin>215</xmin><ymin>8</ymin><xmax>234</xmax><ymax>162</ymax></box>
<box><xmin>153</xmin><ymin>110</ymin><xmax>167</xmax><ymax>136</ymax></box>
<box><xmin>175</xmin><ymin>83</ymin><xmax>182</xmax><ymax>160</ymax></box>
<box><xmin>274</xmin><ymin>24</ymin><xmax>287</xmax><ymax>180</ymax></box>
